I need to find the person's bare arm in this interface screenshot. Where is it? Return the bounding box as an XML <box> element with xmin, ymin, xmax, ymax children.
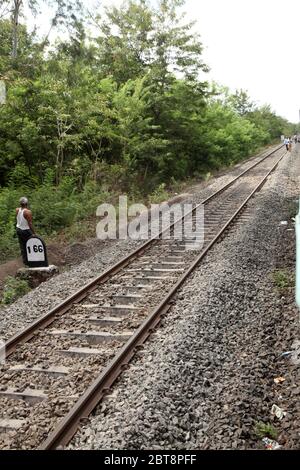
<box><xmin>24</xmin><ymin>209</ymin><xmax>35</xmax><ymax>234</ymax></box>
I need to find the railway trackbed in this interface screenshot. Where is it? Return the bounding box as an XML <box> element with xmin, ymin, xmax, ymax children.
<box><xmin>0</xmin><ymin>145</ymin><xmax>287</xmax><ymax>450</ymax></box>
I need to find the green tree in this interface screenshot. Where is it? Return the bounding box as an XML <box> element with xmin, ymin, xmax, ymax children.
<box><xmin>228</xmin><ymin>89</ymin><xmax>255</xmax><ymax>116</ymax></box>
<box><xmin>1</xmin><ymin>0</ymin><xmax>84</xmax><ymax>59</ymax></box>
<box><xmin>95</xmin><ymin>0</ymin><xmax>153</xmax><ymax>84</ymax></box>
<box><xmin>94</xmin><ymin>0</ymin><xmax>208</xmax><ymax>86</ymax></box>
<box><xmin>113</xmin><ymin>76</ymin><xmax>169</xmax><ymax>186</ymax></box>
<box><xmin>247</xmin><ymin>104</ymin><xmax>294</xmax><ymax>141</ymax></box>
<box><xmin>0</xmin><ymin>18</ymin><xmax>42</xmax><ymax>77</ymax></box>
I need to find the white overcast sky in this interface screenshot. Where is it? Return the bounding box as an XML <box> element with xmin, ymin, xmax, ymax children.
<box><xmin>25</xmin><ymin>0</ymin><xmax>300</xmax><ymax>122</ymax></box>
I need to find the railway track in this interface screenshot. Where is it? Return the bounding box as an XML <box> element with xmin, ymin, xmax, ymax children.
<box><xmin>0</xmin><ymin>144</ymin><xmax>286</xmax><ymax>450</ymax></box>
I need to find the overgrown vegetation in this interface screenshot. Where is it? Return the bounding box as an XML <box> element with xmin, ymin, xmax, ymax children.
<box><xmin>273</xmin><ymin>270</ymin><xmax>293</xmax><ymax>289</ymax></box>
<box><xmin>0</xmin><ymin>0</ymin><xmax>298</xmax><ymax>263</ymax></box>
<box><xmin>1</xmin><ymin>276</ymin><xmax>31</xmax><ymax>305</ymax></box>
<box><xmin>148</xmin><ymin>183</ymin><xmax>169</xmax><ymax>204</ymax></box>
<box><xmin>254</xmin><ymin>421</ymin><xmax>278</xmax><ymax>440</ymax></box>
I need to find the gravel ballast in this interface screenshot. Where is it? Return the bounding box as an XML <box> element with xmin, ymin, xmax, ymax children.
<box><xmin>68</xmin><ymin>147</ymin><xmax>300</xmax><ymax>450</ymax></box>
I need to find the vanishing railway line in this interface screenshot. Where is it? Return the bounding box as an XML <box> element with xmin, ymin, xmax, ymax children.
<box><xmin>0</xmin><ymin>144</ymin><xmax>286</xmax><ymax>450</ymax></box>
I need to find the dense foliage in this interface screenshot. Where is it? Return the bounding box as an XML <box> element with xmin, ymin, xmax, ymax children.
<box><xmin>0</xmin><ymin>0</ymin><xmax>297</xmax><ymax>261</ymax></box>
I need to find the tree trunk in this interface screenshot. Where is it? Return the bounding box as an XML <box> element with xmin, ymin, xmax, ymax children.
<box><xmin>12</xmin><ymin>0</ymin><xmax>22</xmax><ymax>59</ymax></box>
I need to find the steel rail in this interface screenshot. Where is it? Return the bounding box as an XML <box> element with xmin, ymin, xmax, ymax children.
<box><xmin>4</xmin><ymin>144</ymin><xmax>284</xmax><ymax>357</ymax></box>
<box><xmin>39</xmin><ymin>149</ymin><xmax>287</xmax><ymax>449</ymax></box>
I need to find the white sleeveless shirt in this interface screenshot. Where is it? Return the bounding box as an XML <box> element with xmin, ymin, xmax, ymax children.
<box><xmin>16</xmin><ymin>208</ymin><xmax>30</xmax><ymax>230</ymax></box>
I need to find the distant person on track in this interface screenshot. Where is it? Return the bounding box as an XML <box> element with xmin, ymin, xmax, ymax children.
<box><xmin>289</xmin><ymin>137</ymin><xmax>292</xmax><ymax>151</ymax></box>
<box><xmin>284</xmin><ymin>137</ymin><xmax>289</xmax><ymax>151</ymax></box>
<box><xmin>16</xmin><ymin>197</ymin><xmax>35</xmax><ymax>266</ymax></box>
